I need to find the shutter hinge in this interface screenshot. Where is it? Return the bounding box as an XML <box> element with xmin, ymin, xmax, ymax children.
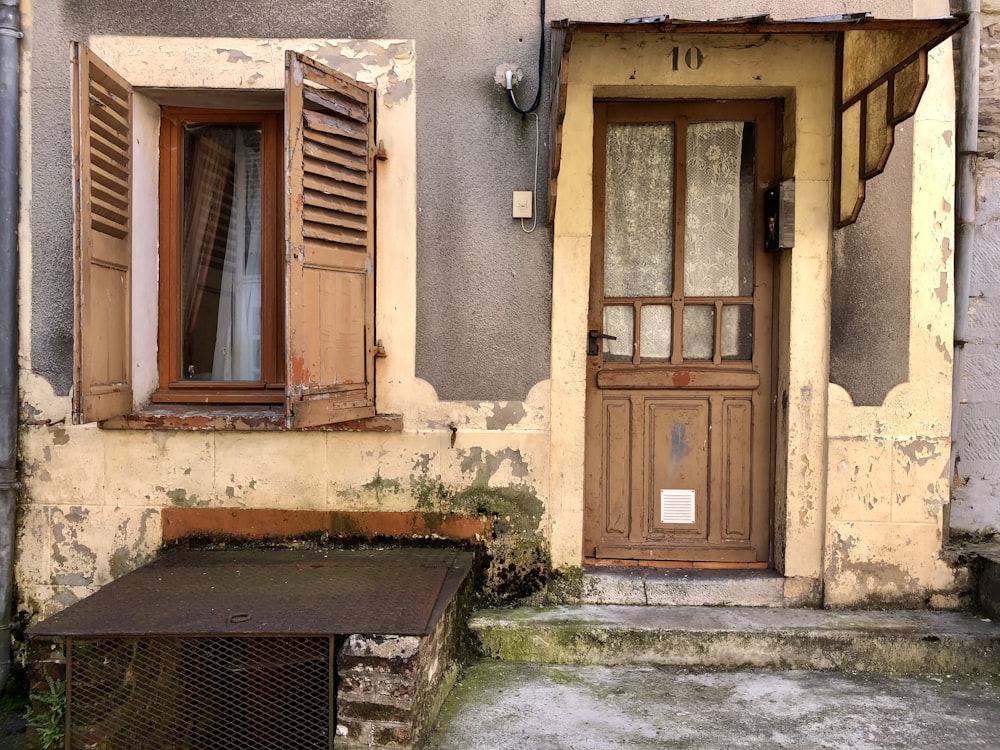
<box><xmin>372</xmin><ymin>340</ymin><xmax>387</xmax><ymax>358</ymax></box>
<box><xmin>371</xmin><ymin>140</ymin><xmax>388</xmax><ymax>169</ymax></box>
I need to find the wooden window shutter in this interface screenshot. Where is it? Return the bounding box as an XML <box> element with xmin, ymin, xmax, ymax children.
<box><xmin>284</xmin><ymin>52</ymin><xmax>377</xmax><ymax>428</ymax></box>
<box><xmin>72</xmin><ymin>43</ymin><xmax>133</xmax><ymax>423</ymax></box>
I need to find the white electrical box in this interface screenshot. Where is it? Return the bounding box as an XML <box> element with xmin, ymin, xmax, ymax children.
<box><xmin>512</xmin><ymin>191</ymin><xmax>533</xmax><ymax>219</ymax></box>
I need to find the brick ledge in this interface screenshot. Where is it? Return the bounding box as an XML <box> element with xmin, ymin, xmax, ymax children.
<box><xmin>162</xmin><ymin>508</ymin><xmax>491</xmax><ymax>543</ymax></box>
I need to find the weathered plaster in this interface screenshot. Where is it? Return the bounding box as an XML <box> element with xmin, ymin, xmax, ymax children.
<box><xmin>90</xmin><ymin>37</ymin><xmax>415</xmax><ymax>102</ymax></box>
<box><xmin>825</xmin><ymin>37</ymin><xmax>959</xmax><ymax>605</ymax></box>
<box><xmin>17</xmin><ymin>0</ymin><xmax>32</xmax><ymax>382</ymax></box>
<box><xmin>17</xmin><ymin>422</ymin><xmax>551</xmax><ymax>612</ymax></box>
<box><xmin>824</xmin><ymin>522</ymin><xmax>966</xmax><ymax>607</ymax></box>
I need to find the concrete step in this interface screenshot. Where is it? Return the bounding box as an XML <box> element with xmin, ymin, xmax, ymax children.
<box><xmin>582</xmin><ymin>567</ymin><xmax>786</xmax><ymax>606</ymax></box>
<box><xmin>471</xmin><ymin>605</ymin><xmax>1000</xmax><ymax>675</ymax></box>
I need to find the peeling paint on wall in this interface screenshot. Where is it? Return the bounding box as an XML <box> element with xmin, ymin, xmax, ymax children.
<box><xmin>898</xmin><ymin>439</ymin><xmax>942</xmax><ymax>468</ymax></box>
<box><xmin>296</xmin><ymin>39</ymin><xmax>415</xmax><ymax>104</ymax></box>
<box><xmin>458</xmin><ymin>447</ymin><xmax>530</xmax><ymax>483</ymax></box>
<box><xmin>824</xmin><ymin>523</ymin><xmax>966</xmax><ymax>608</ymax></box>
<box><xmin>51</xmin><ymin>507</ymin><xmax>96</xmax><ymax>584</ymax></box>
<box><xmin>215</xmin><ymin>48</ymin><xmax>257</xmax><ymax>64</ymax></box>
<box><xmin>485</xmin><ymin>402</ymin><xmax>527</xmax><ymax>431</ymax></box>
<box><xmin>935</xmin><ymin>271</ymin><xmax>950</xmax><ymax>304</ymax></box>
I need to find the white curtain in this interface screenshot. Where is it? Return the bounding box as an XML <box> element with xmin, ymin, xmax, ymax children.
<box><xmin>683</xmin><ymin>121</ymin><xmax>748</xmax><ymax>360</ymax></box>
<box><xmin>211</xmin><ymin>130</ymin><xmax>262</xmax><ymax>380</ymax></box>
<box><xmin>683</xmin><ymin>121</ymin><xmax>746</xmax><ymax>297</ymax></box>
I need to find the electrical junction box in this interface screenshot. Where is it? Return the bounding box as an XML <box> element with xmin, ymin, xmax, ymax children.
<box><xmin>512</xmin><ymin>191</ymin><xmax>533</xmax><ymax>219</ymax></box>
<box><xmin>764</xmin><ymin>178</ymin><xmax>795</xmax><ymax>251</ymax></box>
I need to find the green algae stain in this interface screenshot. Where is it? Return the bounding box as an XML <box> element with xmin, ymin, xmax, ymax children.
<box><xmin>448</xmin><ymin>484</ymin><xmax>543</xmax><ymax>535</ymax></box>
<box><xmin>362</xmin><ymin>474</ymin><xmax>403</xmax><ymax>494</ymax></box>
<box><xmin>159</xmin><ymin>487</ymin><xmax>207</xmax><ymax>508</ymax></box>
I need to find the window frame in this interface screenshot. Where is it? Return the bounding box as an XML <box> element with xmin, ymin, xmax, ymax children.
<box><xmin>155</xmin><ymin>107</ymin><xmax>286</xmax><ymax>404</ymax></box>
<box><xmin>72</xmin><ymin>44</ymin><xmax>380</xmax><ymax>428</ymax></box>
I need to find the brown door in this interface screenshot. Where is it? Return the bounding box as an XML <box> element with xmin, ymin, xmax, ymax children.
<box><xmin>584</xmin><ymin>100</ymin><xmax>778</xmax><ymax>564</ymax></box>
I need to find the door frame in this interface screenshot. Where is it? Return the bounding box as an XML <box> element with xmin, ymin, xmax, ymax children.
<box><xmin>582</xmin><ymin>98</ymin><xmax>782</xmax><ymax>565</ymax></box>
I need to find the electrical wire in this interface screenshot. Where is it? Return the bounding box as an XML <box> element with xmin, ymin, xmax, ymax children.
<box><xmin>521</xmin><ymin>112</ymin><xmax>539</xmax><ymax>233</ymax></box>
<box><xmin>507</xmin><ymin>0</ymin><xmax>545</xmax><ymax>115</ymax></box>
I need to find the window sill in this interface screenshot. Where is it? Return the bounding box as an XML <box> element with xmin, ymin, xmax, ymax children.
<box><xmin>99</xmin><ymin>405</ymin><xmax>403</xmax><ymax>432</ymax></box>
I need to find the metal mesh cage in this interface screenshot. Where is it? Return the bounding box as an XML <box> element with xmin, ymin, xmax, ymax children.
<box><xmin>66</xmin><ymin>636</ymin><xmax>333</xmax><ymax>750</ymax></box>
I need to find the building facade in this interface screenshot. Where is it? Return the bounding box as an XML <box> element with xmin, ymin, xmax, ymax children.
<box><xmin>9</xmin><ymin>0</ymin><xmax>979</xmax><ymax>622</ymax></box>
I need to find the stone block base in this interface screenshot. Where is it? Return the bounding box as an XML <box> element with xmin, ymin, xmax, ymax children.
<box><xmin>335</xmin><ymin>576</ymin><xmax>469</xmax><ymax>749</ymax></box>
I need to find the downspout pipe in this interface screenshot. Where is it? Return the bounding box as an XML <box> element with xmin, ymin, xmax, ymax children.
<box><xmin>0</xmin><ymin>0</ymin><xmax>20</xmax><ymax>696</ymax></box>
<box><xmin>952</xmin><ymin>0</ymin><xmax>980</xmax><ymax>516</ymax></box>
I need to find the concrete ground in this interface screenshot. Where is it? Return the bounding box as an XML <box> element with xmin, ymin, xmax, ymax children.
<box><xmin>427</xmin><ymin>662</ymin><xmax>1000</xmax><ymax>749</ymax></box>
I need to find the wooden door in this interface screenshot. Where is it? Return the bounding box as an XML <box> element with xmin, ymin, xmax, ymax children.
<box><xmin>584</xmin><ymin>100</ymin><xmax>778</xmax><ymax>564</ymax></box>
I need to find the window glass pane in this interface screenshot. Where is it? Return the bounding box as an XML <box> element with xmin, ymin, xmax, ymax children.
<box><xmin>684</xmin><ymin>121</ymin><xmax>755</xmax><ymax>297</ymax></box>
<box><xmin>603</xmin><ymin>306</ymin><xmax>634</xmax><ymax>361</ymax></box>
<box><xmin>605</xmin><ymin>123</ymin><xmax>676</xmax><ymax>297</ymax></box>
<box><xmin>640</xmin><ymin>305</ymin><xmax>672</xmax><ymax>361</ymax></box>
<box><xmin>181</xmin><ymin>123</ymin><xmax>263</xmax><ymax>381</ymax></box>
<box><xmin>683</xmin><ymin>305</ymin><xmax>715</xmax><ymax>360</ymax></box>
<box><xmin>721</xmin><ymin>305</ymin><xmax>753</xmax><ymax>360</ymax></box>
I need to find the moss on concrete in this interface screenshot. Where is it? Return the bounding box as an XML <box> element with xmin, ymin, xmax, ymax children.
<box><xmin>539</xmin><ymin>566</ymin><xmax>584</xmax><ymax>605</ymax></box>
<box><xmin>470</xmin><ymin>617</ymin><xmax>1000</xmax><ymax>676</ymax></box>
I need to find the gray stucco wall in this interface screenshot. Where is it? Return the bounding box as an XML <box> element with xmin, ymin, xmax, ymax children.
<box><xmin>952</xmin><ymin>4</ymin><xmax>1000</xmax><ymax>533</ymax></box>
<box><xmin>830</xmin><ymin>125</ymin><xmax>913</xmax><ymax>408</ymax></box>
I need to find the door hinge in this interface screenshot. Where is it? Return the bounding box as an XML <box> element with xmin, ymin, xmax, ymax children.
<box><xmin>372</xmin><ymin>340</ymin><xmax>387</xmax><ymax>358</ymax></box>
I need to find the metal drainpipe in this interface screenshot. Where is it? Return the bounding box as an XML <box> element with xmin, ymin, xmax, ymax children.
<box><xmin>0</xmin><ymin>0</ymin><xmax>20</xmax><ymax>696</ymax></box>
<box><xmin>952</xmin><ymin>0</ymin><xmax>980</xmax><ymax>526</ymax></box>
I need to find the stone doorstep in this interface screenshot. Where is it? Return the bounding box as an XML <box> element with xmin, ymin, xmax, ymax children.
<box><xmin>582</xmin><ymin>566</ymin><xmax>786</xmax><ymax>606</ymax></box>
<box><xmin>470</xmin><ymin>605</ymin><xmax>1000</xmax><ymax>676</ymax></box>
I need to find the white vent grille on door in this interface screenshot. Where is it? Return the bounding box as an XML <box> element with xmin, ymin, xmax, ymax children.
<box><xmin>660</xmin><ymin>489</ymin><xmax>696</xmax><ymax>524</ymax></box>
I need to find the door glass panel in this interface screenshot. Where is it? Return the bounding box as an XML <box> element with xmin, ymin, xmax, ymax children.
<box><xmin>640</xmin><ymin>305</ymin><xmax>672</xmax><ymax>361</ymax></box>
<box><xmin>603</xmin><ymin>305</ymin><xmax>634</xmax><ymax>361</ymax></box>
<box><xmin>683</xmin><ymin>305</ymin><xmax>715</xmax><ymax>360</ymax></box>
<box><xmin>684</xmin><ymin>121</ymin><xmax>755</xmax><ymax>297</ymax></box>
<box><xmin>605</xmin><ymin>123</ymin><xmax>676</xmax><ymax>297</ymax></box>
<box><xmin>721</xmin><ymin>305</ymin><xmax>753</xmax><ymax>360</ymax></box>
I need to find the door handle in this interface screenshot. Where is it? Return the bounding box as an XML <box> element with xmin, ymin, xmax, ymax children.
<box><xmin>588</xmin><ymin>329</ymin><xmax>617</xmax><ymax>356</ymax></box>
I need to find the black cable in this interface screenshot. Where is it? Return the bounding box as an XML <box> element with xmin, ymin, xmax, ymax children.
<box><xmin>508</xmin><ymin>0</ymin><xmax>545</xmax><ymax>115</ymax></box>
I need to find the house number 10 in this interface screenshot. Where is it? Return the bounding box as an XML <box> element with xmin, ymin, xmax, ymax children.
<box><xmin>670</xmin><ymin>46</ymin><xmax>705</xmax><ymax>71</ymax></box>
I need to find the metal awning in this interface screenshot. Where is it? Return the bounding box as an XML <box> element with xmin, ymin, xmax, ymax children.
<box><xmin>547</xmin><ymin>13</ymin><xmax>967</xmax><ymax>227</ymax></box>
